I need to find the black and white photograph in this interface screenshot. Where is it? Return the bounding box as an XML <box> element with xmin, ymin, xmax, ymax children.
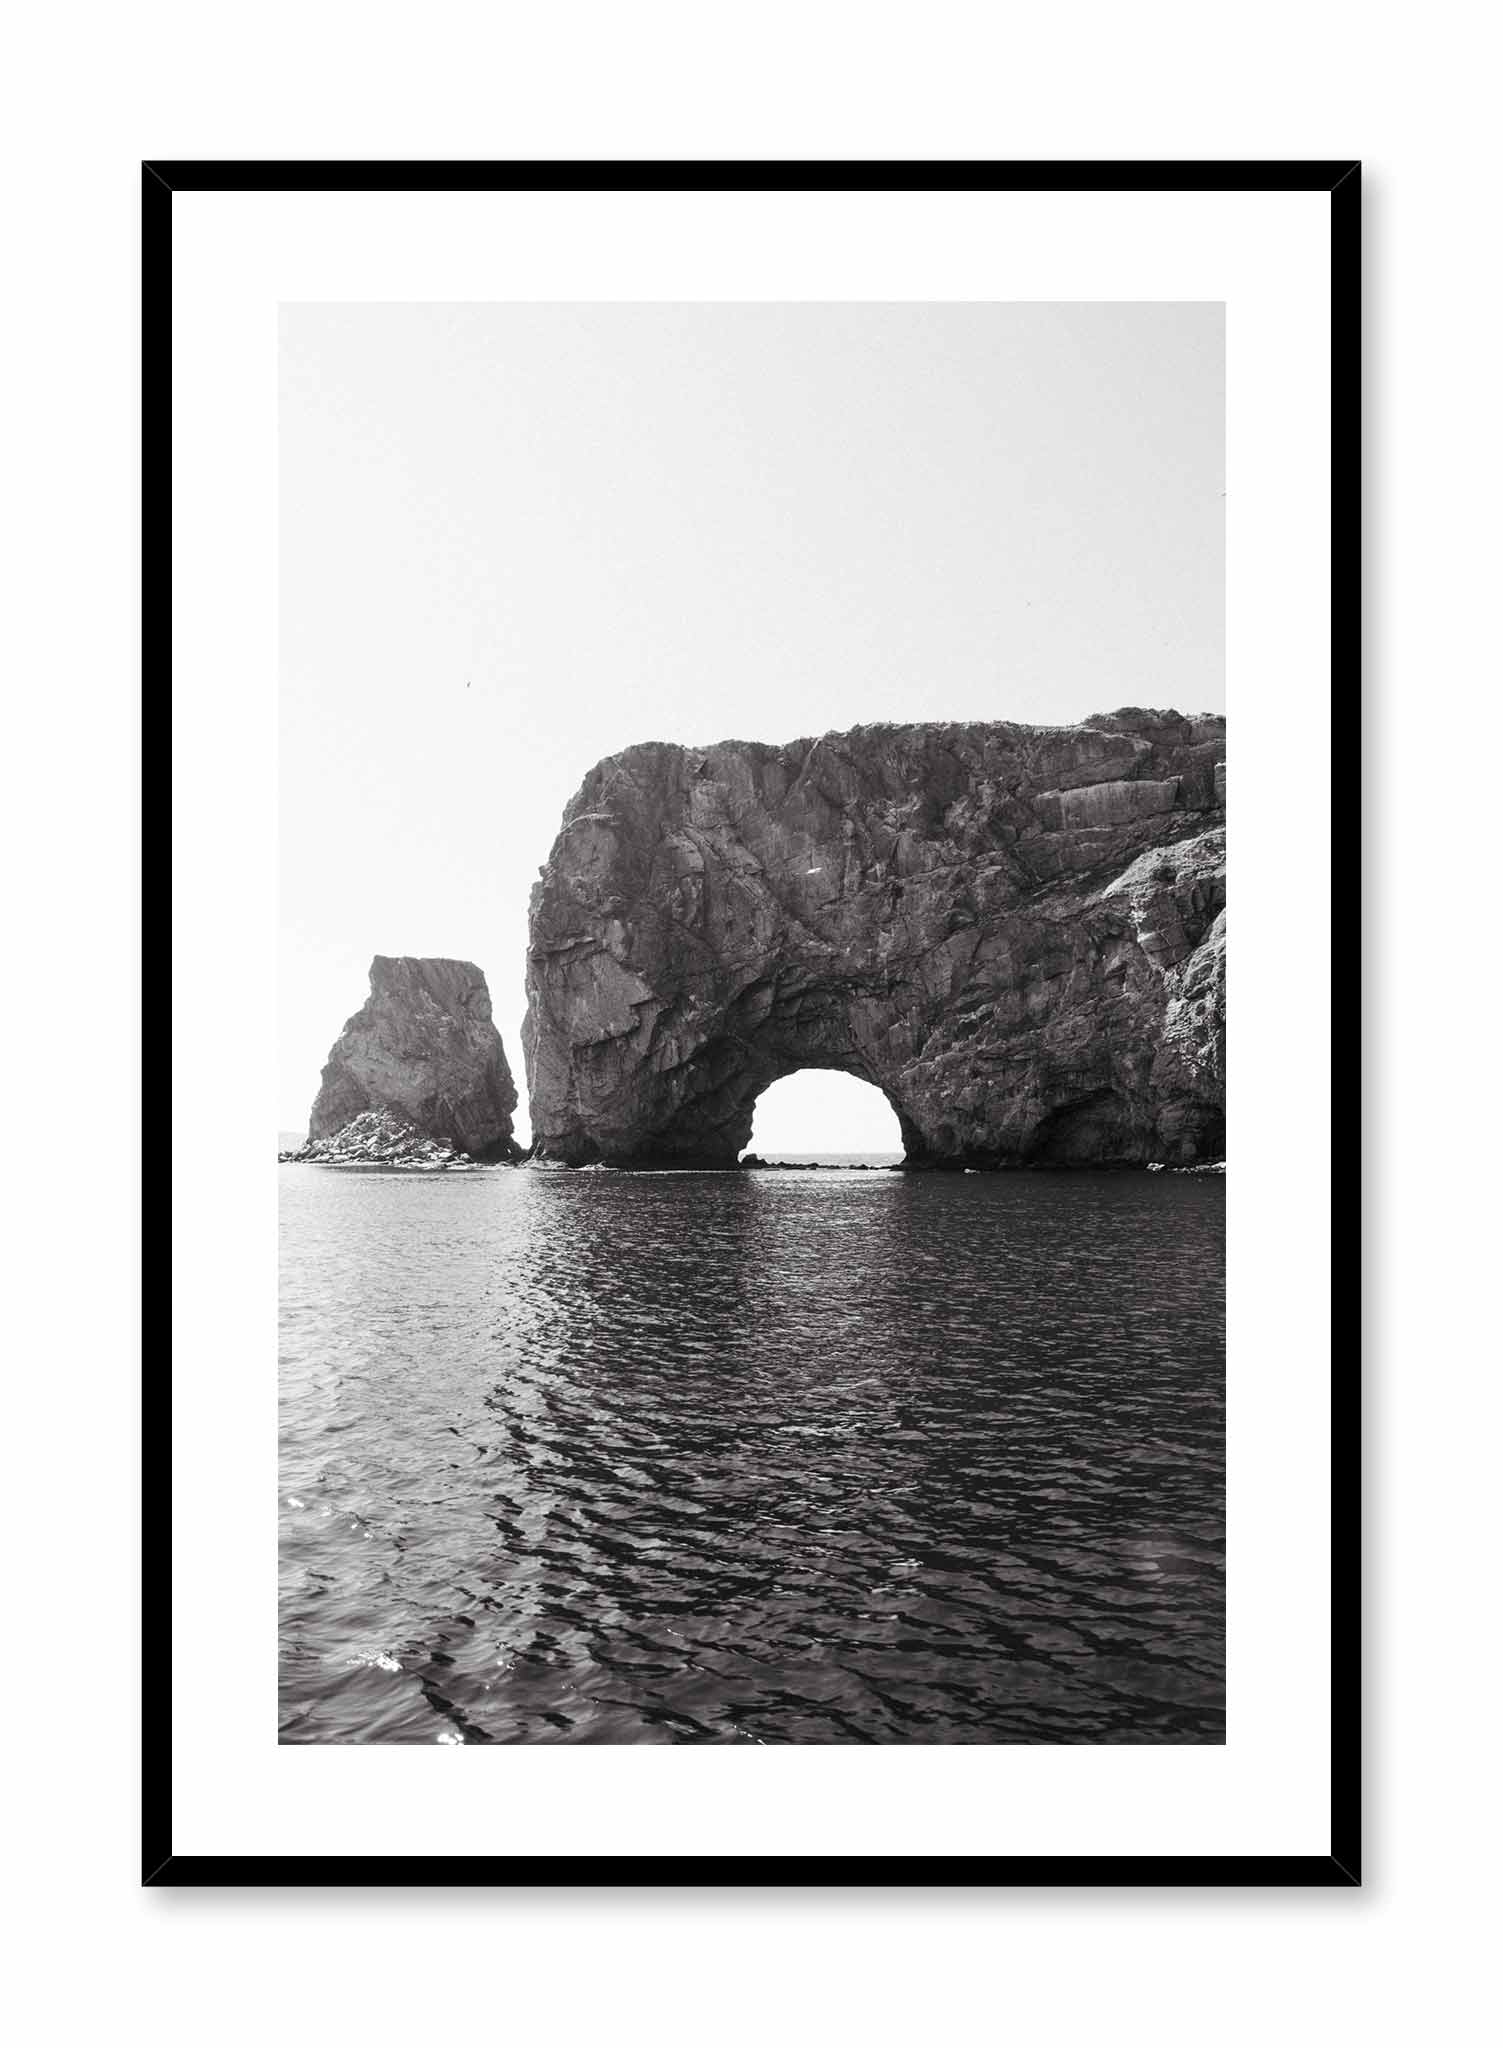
<box><xmin>276</xmin><ymin>299</ymin><xmax>1228</xmax><ymax>1750</ymax></box>
<box><xmin>141</xmin><ymin>159</ymin><xmax>1360</xmax><ymax>1889</ymax></box>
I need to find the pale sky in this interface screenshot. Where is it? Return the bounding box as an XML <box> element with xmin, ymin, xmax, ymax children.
<box><xmin>280</xmin><ymin>302</ymin><xmax>1223</xmax><ymax>1146</ymax></box>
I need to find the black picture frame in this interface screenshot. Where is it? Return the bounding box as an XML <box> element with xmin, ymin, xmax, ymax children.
<box><xmin>146</xmin><ymin>157</ymin><xmax>1360</xmax><ymax>1888</ymax></box>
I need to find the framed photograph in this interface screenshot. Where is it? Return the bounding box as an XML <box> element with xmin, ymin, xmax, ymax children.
<box><xmin>152</xmin><ymin>159</ymin><xmax>1358</xmax><ymax>1884</ymax></box>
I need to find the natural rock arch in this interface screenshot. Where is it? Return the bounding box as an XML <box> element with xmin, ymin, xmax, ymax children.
<box><xmin>523</xmin><ymin>712</ymin><xmax>1225</xmax><ymax>1169</ymax></box>
<box><xmin>741</xmin><ymin>1068</ymin><xmax>905</xmax><ymax>1158</ymax></box>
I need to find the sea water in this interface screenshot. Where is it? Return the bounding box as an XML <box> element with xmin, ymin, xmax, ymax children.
<box><xmin>279</xmin><ymin>1162</ymin><xmax>1224</xmax><ymax>1743</ymax></box>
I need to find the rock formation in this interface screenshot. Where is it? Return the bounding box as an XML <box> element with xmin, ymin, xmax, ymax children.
<box><xmin>285</xmin><ymin>1107</ymin><xmax>481</xmax><ymax>1169</ymax></box>
<box><xmin>305</xmin><ymin>955</ymin><xmax>523</xmax><ymax>1162</ymax></box>
<box><xmin>524</xmin><ymin>712</ymin><xmax>1224</xmax><ymax>1168</ymax></box>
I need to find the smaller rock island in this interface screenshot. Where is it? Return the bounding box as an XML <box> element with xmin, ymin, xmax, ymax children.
<box><xmin>285</xmin><ymin>955</ymin><xmax>524</xmax><ymax>1166</ymax></box>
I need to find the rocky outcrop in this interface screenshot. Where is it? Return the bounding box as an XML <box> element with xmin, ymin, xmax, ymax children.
<box><xmin>284</xmin><ymin>1107</ymin><xmax>485</xmax><ymax>1169</ymax></box>
<box><xmin>524</xmin><ymin>711</ymin><xmax>1225</xmax><ymax>1168</ymax></box>
<box><xmin>307</xmin><ymin>956</ymin><xmax>523</xmax><ymax>1162</ymax></box>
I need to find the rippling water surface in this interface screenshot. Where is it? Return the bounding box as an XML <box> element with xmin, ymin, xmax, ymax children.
<box><xmin>279</xmin><ymin>1164</ymin><xmax>1223</xmax><ymax>1744</ymax></box>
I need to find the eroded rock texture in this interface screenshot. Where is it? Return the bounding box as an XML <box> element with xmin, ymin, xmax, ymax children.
<box><xmin>286</xmin><ymin>1107</ymin><xmax>471</xmax><ymax>1169</ymax></box>
<box><xmin>524</xmin><ymin>712</ymin><xmax>1225</xmax><ymax>1168</ymax></box>
<box><xmin>308</xmin><ymin>956</ymin><xmax>523</xmax><ymax>1162</ymax></box>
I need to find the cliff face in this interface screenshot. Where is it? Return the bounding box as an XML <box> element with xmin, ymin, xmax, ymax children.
<box><xmin>524</xmin><ymin>712</ymin><xmax>1225</xmax><ymax>1168</ymax></box>
<box><xmin>308</xmin><ymin>955</ymin><xmax>523</xmax><ymax>1161</ymax></box>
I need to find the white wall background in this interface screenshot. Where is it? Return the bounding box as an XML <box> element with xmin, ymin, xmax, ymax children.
<box><xmin>2</xmin><ymin>7</ymin><xmax>1491</xmax><ymax>2048</ymax></box>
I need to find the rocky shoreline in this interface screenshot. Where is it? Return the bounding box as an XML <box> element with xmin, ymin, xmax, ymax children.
<box><xmin>280</xmin><ymin>1122</ymin><xmax>1223</xmax><ymax>1175</ymax></box>
<box><xmin>740</xmin><ymin>1159</ymin><xmax>1225</xmax><ymax>1174</ymax></box>
<box><xmin>279</xmin><ymin>1107</ymin><xmax>523</xmax><ymax>1171</ymax></box>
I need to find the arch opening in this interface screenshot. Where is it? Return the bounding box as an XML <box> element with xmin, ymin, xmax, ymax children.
<box><xmin>738</xmin><ymin>1070</ymin><xmax>904</xmax><ymax>1165</ymax></box>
